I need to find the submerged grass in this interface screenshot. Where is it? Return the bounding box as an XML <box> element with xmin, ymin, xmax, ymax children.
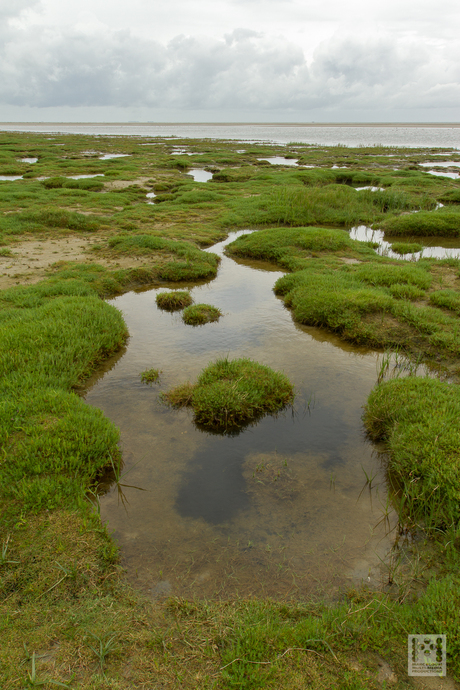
<box><xmin>163</xmin><ymin>357</ymin><xmax>294</xmax><ymax>429</ymax></box>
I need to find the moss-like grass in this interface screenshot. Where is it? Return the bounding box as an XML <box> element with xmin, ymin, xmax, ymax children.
<box><xmin>3</xmin><ymin>131</ymin><xmax>460</xmax><ymax>687</ymax></box>
<box><xmin>140</xmin><ymin>367</ymin><xmax>161</xmax><ymax>383</ymax></box>
<box><xmin>182</xmin><ymin>303</ymin><xmax>222</xmax><ymax>325</ymax></box>
<box><xmin>363</xmin><ymin>377</ymin><xmax>460</xmax><ymax>528</ymax></box>
<box><xmin>382</xmin><ymin>209</ymin><xmax>460</xmax><ymax>237</ymax></box>
<box><xmin>155</xmin><ymin>290</ymin><xmax>193</xmax><ymax>310</ymax></box>
<box><xmin>390</xmin><ymin>241</ymin><xmax>423</xmax><ymax>255</ymax></box>
<box><xmin>0</xmin><ymin>281</ymin><xmax>127</xmax><ymax>516</ymax></box>
<box><xmin>163</xmin><ymin>357</ymin><xmax>294</xmax><ymax>429</ymax></box>
<box><xmin>227</xmin><ymin>226</ymin><xmax>460</xmax><ymax>367</ymax></box>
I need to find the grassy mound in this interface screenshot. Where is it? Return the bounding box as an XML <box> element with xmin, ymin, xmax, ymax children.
<box><xmin>107</xmin><ymin>234</ymin><xmax>220</xmax><ymax>282</ymax></box>
<box><xmin>156</xmin><ymin>290</ymin><xmax>192</xmax><ymax>310</ymax></box>
<box><xmin>182</xmin><ymin>303</ymin><xmax>222</xmax><ymax>325</ymax></box>
<box><xmin>163</xmin><ymin>357</ymin><xmax>294</xmax><ymax>429</ymax></box>
<box><xmin>0</xmin><ymin>284</ymin><xmax>127</xmax><ymax>514</ymax></box>
<box><xmin>363</xmin><ymin>377</ymin><xmax>460</xmax><ymax>528</ymax></box>
<box><xmin>390</xmin><ymin>241</ymin><xmax>423</xmax><ymax>255</ymax></box>
<box><xmin>382</xmin><ymin>209</ymin><xmax>460</xmax><ymax>237</ymax></box>
<box><xmin>140</xmin><ymin>367</ymin><xmax>161</xmax><ymax>383</ymax></box>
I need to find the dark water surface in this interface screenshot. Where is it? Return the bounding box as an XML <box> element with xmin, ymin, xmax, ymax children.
<box><xmin>85</xmin><ymin>232</ymin><xmax>397</xmax><ymax>601</ymax></box>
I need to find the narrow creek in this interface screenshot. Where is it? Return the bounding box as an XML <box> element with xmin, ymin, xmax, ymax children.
<box><xmin>84</xmin><ymin>232</ymin><xmax>398</xmax><ymax>602</ymax></box>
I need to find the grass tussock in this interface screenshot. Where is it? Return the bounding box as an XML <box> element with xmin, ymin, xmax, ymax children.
<box><xmin>363</xmin><ymin>377</ymin><xmax>460</xmax><ymax>528</ymax></box>
<box><xmin>0</xmin><ymin>282</ymin><xmax>127</xmax><ymax>515</ymax></box>
<box><xmin>228</xmin><ymin>227</ymin><xmax>460</xmax><ymax>363</ymax></box>
<box><xmin>140</xmin><ymin>367</ymin><xmax>161</xmax><ymax>383</ymax></box>
<box><xmin>390</xmin><ymin>241</ymin><xmax>423</xmax><ymax>255</ymax></box>
<box><xmin>163</xmin><ymin>357</ymin><xmax>294</xmax><ymax>429</ymax></box>
<box><xmin>4</xmin><ymin>131</ymin><xmax>460</xmax><ymax>687</ymax></box>
<box><xmin>108</xmin><ymin>234</ymin><xmax>220</xmax><ymax>281</ymax></box>
<box><xmin>155</xmin><ymin>290</ymin><xmax>193</xmax><ymax>310</ymax></box>
<box><xmin>382</xmin><ymin>209</ymin><xmax>460</xmax><ymax>237</ymax></box>
<box><xmin>182</xmin><ymin>303</ymin><xmax>222</xmax><ymax>325</ymax></box>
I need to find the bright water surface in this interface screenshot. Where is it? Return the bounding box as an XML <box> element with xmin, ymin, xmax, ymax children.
<box><xmin>84</xmin><ymin>232</ymin><xmax>397</xmax><ymax>602</ymax></box>
<box><xmin>1</xmin><ymin>123</ymin><xmax>459</xmax><ymax>148</ymax></box>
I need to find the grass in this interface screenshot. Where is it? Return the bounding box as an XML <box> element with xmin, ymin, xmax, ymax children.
<box><xmin>363</xmin><ymin>376</ymin><xmax>460</xmax><ymax>528</ymax></box>
<box><xmin>156</xmin><ymin>290</ymin><xmax>193</xmax><ymax>310</ymax></box>
<box><xmin>390</xmin><ymin>241</ymin><xmax>423</xmax><ymax>255</ymax></box>
<box><xmin>163</xmin><ymin>357</ymin><xmax>294</xmax><ymax>430</ymax></box>
<box><xmin>382</xmin><ymin>209</ymin><xmax>460</xmax><ymax>237</ymax></box>
<box><xmin>140</xmin><ymin>367</ymin><xmax>161</xmax><ymax>383</ymax></box>
<box><xmin>3</xmin><ymin>131</ymin><xmax>460</xmax><ymax>687</ymax></box>
<box><xmin>227</xmin><ymin>227</ymin><xmax>460</xmax><ymax>367</ymax></box>
<box><xmin>182</xmin><ymin>303</ymin><xmax>222</xmax><ymax>325</ymax></box>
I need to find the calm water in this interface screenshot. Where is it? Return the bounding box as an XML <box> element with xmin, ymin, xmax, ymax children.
<box><xmin>1</xmin><ymin>122</ymin><xmax>460</xmax><ymax>148</ymax></box>
<box><xmin>84</xmin><ymin>232</ymin><xmax>397</xmax><ymax>602</ymax></box>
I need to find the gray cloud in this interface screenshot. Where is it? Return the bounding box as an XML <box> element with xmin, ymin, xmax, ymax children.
<box><xmin>0</xmin><ymin>21</ymin><xmax>458</xmax><ymax>115</ymax></box>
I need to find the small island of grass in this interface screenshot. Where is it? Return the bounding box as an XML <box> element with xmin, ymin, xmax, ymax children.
<box><xmin>182</xmin><ymin>303</ymin><xmax>222</xmax><ymax>325</ymax></box>
<box><xmin>155</xmin><ymin>290</ymin><xmax>192</xmax><ymax>311</ymax></box>
<box><xmin>163</xmin><ymin>357</ymin><xmax>294</xmax><ymax>428</ymax></box>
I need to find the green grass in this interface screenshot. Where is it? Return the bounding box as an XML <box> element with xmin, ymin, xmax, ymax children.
<box><xmin>390</xmin><ymin>241</ymin><xmax>423</xmax><ymax>255</ymax></box>
<box><xmin>0</xmin><ymin>280</ymin><xmax>127</xmax><ymax>515</ymax></box>
<box><xmin>155</xmin><ymin>290</ymin><xmax>193</xmax><ymax>310</ymax></box>
<box><xmin>363</xmin><ymin>377</ymin><xmax>460</xmax><ymax>528</ymax></box>
<box><xmin>140</xmin><ymin>367</ymin><xmax>161</xmax><ymax>383</ymax></box>
<box><xmin>228</xmin><ymin>227</ymin><xmax>460</xmax><ymax>363</ymax></box>
<box><xmin>182</xmin><ymin>303</ymin><xmax>222</xmax><ymax>325</ymax></box>
<box><xmin>382</xmin><ymin>209</ymin><xmax>460</xmax><ymax>237</ymax></box>
<box><xmin>3</xmin><ymin>131</ymin><xmax>460</xmax><ymax>688</ymax></box>
<box><xmin>163</xmin><ymin>357</ymin><xmax>294</xmax><ymax>430</ymax></box>
<box><xmin>107</xmin><ymin>234</ymin><xmax>220</xmax><ymax>281</ymax></box>
<box><xmin>0</xmin><ymin>207</ymin><xmax>101</xmax><ymax>234</ymax></box>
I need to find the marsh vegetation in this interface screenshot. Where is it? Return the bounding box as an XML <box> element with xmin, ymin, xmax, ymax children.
<box><xmin>2</xmin><ymin>130</ymin><xmax>460</xmax><ymax>688</ymax></box>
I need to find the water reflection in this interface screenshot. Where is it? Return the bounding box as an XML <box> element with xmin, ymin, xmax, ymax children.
<box><xmin>257</xmin><ymin>157</ymin><xmax>298</xmax><ymax>166</ymax></box>
<box><xmin>350</xmin><ymin>225</ymin><xmax>460</xmax><ymax>260</ymax></box>
<box><xmin>85</xmin><ymin>231</ymin><xmax>397</xmax><ymax>601</ymax></box>
<box><xmin>187</xmin><ymin>169</ymin><xmax>213</xmax><ymax>182</ymax></box>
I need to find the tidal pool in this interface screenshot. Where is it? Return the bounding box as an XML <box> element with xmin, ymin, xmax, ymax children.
<box><xmin>85</xmin><ymin>232</ymin><xmax>397</xmax><ymax>602</ymax></box>
<box><xmin>350</xmin><ymin>225</ymin><xmax>460</xmax><ymax>260</ymax></box>
<box><xmin>257</xmin><ymin>157</ymin><xmax>298</xmax><ymax>166</ymax></box>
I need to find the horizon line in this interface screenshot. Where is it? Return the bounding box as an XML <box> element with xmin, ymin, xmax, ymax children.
<box><xmin>1</xmin><ymin>121</ymin><xmax>460</xmax><ymax>128</ymax></box>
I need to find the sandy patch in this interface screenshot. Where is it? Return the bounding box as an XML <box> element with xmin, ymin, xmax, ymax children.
<box><xmin>0</xmin><ymin>236</ymin><xmax>149</xmax><ymax>290</ymax></box>
<box><xmin>103</xmin><ymin>176</ymin><xmax>153</xmax><ymax>190</ymax></box>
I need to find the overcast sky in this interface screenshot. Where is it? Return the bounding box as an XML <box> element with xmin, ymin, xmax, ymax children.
<box><xmin>1</xmin><ymin>0</ymin><xmax>459</xmax><ymax>122</ymax></box>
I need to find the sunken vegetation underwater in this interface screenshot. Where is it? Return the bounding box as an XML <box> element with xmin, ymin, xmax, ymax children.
<box><xmin>2</xmin><ymin>131</ymin><xmax>460</xmax><ymax>687</ymax></box>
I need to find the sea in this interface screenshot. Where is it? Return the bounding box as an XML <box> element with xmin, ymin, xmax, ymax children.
<box><xmin>1</xmin><ymin>122</ymin><xmax>460</xmax><ymax>148</ymax></box>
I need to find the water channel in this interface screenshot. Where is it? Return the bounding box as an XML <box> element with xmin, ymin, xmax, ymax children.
<box><xmin>85</xmin><ymin>232</ymin><xmax>398</xmax><ymax>602</ymax></box>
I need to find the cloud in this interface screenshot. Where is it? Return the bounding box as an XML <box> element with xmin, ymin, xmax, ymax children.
<box><xmin>0</xmin><ymin>19</ymin><xmax>458</xmax><ymax>115</ymax></box>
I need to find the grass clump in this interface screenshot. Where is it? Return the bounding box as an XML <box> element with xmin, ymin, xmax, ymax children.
<box><xmin>163</xmin><ymin>357</ymin><xmax>294</xmax><ymax>429</ymax></box>
<box><xmin>363</xmin><ymin>377</ymin><xmax>460</xmax><ymax>528</ymax></box>
<box><xmin>182</xmin><ymin>303</ymin><xmax>222</xmax><ymax>325</ymax></box>
<box><xmin>107</xmin><ymin>235</ymin><xmax>220</xmax><ymax>282</ymax></box>
<box><xmin>156</xmin><ymin>290</ymin><xmax>192</xmax><ymax>310</ymax></box>
<box><xmin>390</xmin><ymin>241</ymin><xmax>423</xmax><ymax>255</ymax></box>
<box><xmin>41</xmin><ymin>176</ymin><xmax>104</xmax><ymax>191</ymax></box>
<box><xmin>382</xmin><ymin>209</ymin><xmax>460</xmax><ymax>237</ymax></box>
<box><xmin>140</xmin><ymin>367</ymin><xmax>161</xmax><ymax>383</ymax></box>
<box><xmin>429</xmin><ymin>289</ymin><xmax>460</xmax><ymax>314</ymax></box>
<box><xmin>0</xmin><ymin>284</ymin><xmax>128</xmax><ymax>514</ymax></box>
<box><xmin>0</xmin><ymin>207</ymin><xmax>101</xmax><ymax>234</ymax></box>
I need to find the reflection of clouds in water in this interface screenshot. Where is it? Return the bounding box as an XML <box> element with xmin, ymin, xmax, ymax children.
<box><xmin>85</xmin><ymin>235</ymin><xmax>395</xmax><ymax>599</ymax></box>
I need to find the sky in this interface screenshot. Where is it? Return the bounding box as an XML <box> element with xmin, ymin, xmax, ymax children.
<box><xmin>0</xmin><ymin>0</ymin><xmax>459</xmax><ymax>122</ymax></box>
